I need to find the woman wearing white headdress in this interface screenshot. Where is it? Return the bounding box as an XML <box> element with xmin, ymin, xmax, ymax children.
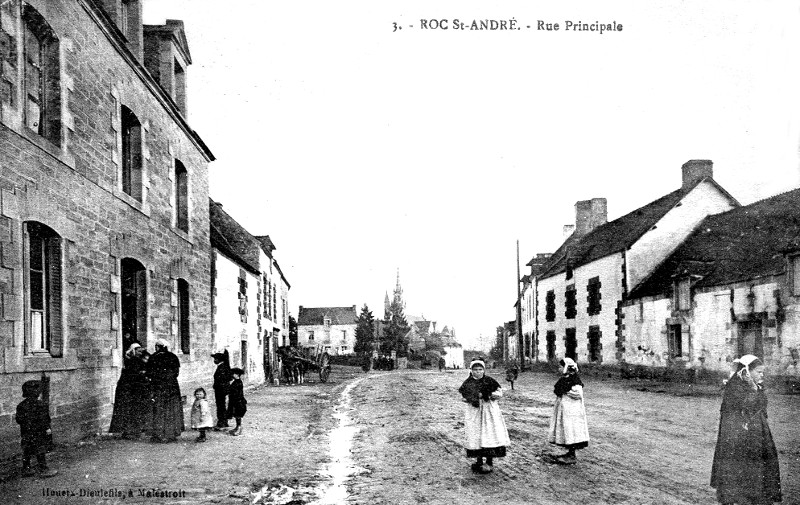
<box><xmin>109</xmin><ymin>342</ymin><xmax>149</xmax><ymax>438</ymax></box>
<box><xmin>146</xmin><ymin>338</ymin><xmax>184</xmax><ymax>442</ymax></box>
<box><xmin>547</xmin><ymin>357</ymin><xmax>589</xmax><ymax>465</ymax></box>
<box><xmin>711</xmin><ymin>355</ymin><xmax>781</xmax><ymax>504</ymax></box>
<box><xmin>458</xmin><ymin>358</ymin><xmax>510</xmax><ymax>474</ymax></box>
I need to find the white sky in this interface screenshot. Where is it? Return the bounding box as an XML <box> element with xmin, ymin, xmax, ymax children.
<box><xmin>143</xmin><ymin>1</ymin><xmax>800</xmax><ymax>352</ymax></box>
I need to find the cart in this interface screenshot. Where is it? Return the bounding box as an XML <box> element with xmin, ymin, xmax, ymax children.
<box><xmin>278</xmin><ymin>345</ymin><xmax>331</xmax><ymax>383</ymax></box>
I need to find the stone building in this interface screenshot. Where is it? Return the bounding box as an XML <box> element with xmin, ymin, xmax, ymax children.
<box><xmin>520</xmin><ymin>254</ymin><xmax>551</xmax><ymax>361</ymax></box>
<box><xmin>254</xmin><ymin>234</ymin><xmax>291</xmax><ymax>376</ymax></box>
<box><xmin>532</xmin><ymin>160</ymin><xmax>738</xmax><ymax>365</ymax></box>
<box><xmin>621</xmin><ymin>188</ymin><xmax>800</xmax><ymax>376</ymax></box>
<box><xmin>297</xmin><ymin>306</ymin><xmax>357</xmax><ymax>355</ymax></box>
<box><xmin>0</xmin><ymin>0</ymin><xmax>214</xmax><ymax>456</ymax></box>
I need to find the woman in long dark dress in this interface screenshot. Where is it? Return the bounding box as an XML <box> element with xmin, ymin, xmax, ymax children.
<box><xmin>147</xmin><ymin>339</ymin><xmax>184</xmax><ymax>442</ymax></box>
<box><xmin>711</xmin><ymin>355</ymin><xmax>781</xmax><ymax>504</ymax></box>
<box><xmin>109</xmin><ymin>343</ymin><xmax>150</xmax><ymax>439</ymax></box>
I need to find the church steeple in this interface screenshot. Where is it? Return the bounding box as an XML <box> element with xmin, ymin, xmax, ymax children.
<box><xmin>393</xmin><ymin>268</ymin><xmax>405</xmax><ymax>309</ymax></box>
<box><xmin>384</xmin><ymin>291</ymin><xmax>390</xmax><ymax>319</ymax></box>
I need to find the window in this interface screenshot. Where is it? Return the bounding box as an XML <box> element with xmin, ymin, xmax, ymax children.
<box><xmin>237</xmin><ymin>273</ymin><xmax>247</xmax><ymax>323</ymax></box>
<box><xmin>174</xmin><ymin>159</ymin><xmax>188</xmax><ymax>232</ymax></box>
<box><xmin>24</xmin><ymin>222</ymin><xmax>63</xmax><ymax>356</ymax></box>
<box><xmin>792</xmin><ymin>256</ymin><xmax>800</xmax><ymax>296</ymax></box>
<box><xmin>120</xmin><ymin>0</ymin><xmax>129</xmax><ymax>38</ymax></box>
<box><xmin>340</xmin><ymin>346</ymin><xmax>348</xmax><ymax>353</ymax></box>
<box><xmin>177</xmin><ymin>279</ymin><xmax>190</xmax><ymax>354</ymax></box>
<box><xmin>565</xmin><ymin>328</ymin><xmax>577</xmax><ymax>361</ymax></box>
<box><xmin>22</xmin><ymin>4</ymin><xmax>60</xmax><ymax>145</ymax></box>
<box><xmin>546</xmin><ymin>331</ymin><xmax>556</xmax><ymax>362</ymax></box>
<box><xmin>0</xmin><ymin>1</ymin><xmax>19</xmax><ymax>107</ymax></box>
<box><xmin>668</xmin><ymin>324</ymin><xmax>682</xmax><ymax>358</ymax></box>
<box><xmin>308</xmin><ymin>330</ymin><xmax>314</xmax><ymax>342</ymax></box>
<box><xmin>121</xmin><ymin>105</ymin><xmax>143</xmax><ymax>201</ymax></box>
<box><xmin>174</xmin><ymin>58</ymin><xmax>186</xmax><ymax>114</ymax></box>
<box><xmin>272</xmin><ymin>285</ymin><xmax>277</xmax><ymax>321</ymax></box>
<box><xmin>587</xmin><ymin>276</ymin><xmax>601</xmax><ymax>315</ymax></box>
<box><xmin>264</xmin><ymin>276</ymin><xmax>272</xmax><ymax>319</ymax></box>
<box><xmin>588</xmin><ymin>326</ymin><xmax>601</xmax><ymax>362</ymax></box>
<box><xmin>675</xmin><ymin>278</ymin><xmax>691</xmax><ymax>311</ymax></box>
<box><xmin>341</xmin><ymin>330</ymin><xmax>347</xmax><ymax>342</ymax></box>
<box><xmin>565</xmin><ymin>285</ymin><xmax>577</xmax><ymax>319</ymax></box>
<box><xmin>545</xmin><ymin>290</ymin><xmax>555</xmax><ymax>322</ymax></box>
<box><xmin>324</xmin><ymin>318</ymin><xmax>331</xmax><ymax>328</ymax></box>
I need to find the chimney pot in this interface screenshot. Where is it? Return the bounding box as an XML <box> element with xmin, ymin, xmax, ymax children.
<box><xmin>681</xmin><ymin>159</ymin><xmax>713</xmax><ymax>189</ymax></box>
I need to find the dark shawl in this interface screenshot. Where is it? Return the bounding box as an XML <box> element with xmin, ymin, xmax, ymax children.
<box><xmin>459</xmin><ymin>375</ymin><xmax>501</xmax><ymax>408</ymax></box>
<box><xmin>226</xmin><ymin>378</ymin><xmax>247</xmax><ymax>418</ymax></box>
<box><xmin>554</xmin><ymin>372</ymin><xmax>583</xmax><ymax>397</ymax></box>
<box><xmin>213</xmin><ymin>358</ymin><xmax>232</xmax><ymax>393</ymax></box>
<box><xmin>711</xmin><ymin>375</ymin><xmax>781</xmax><ymax>504</ymax></box>
<box><xmin>147</xmin><ymin>349</ymin><xmax>184</xmax><ymax>439</ymax></box>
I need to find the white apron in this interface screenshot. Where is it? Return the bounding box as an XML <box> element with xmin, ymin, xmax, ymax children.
<box><xmin>464</xmin><ymin>389</ymin><xmax>510</xmax><ymax>450</ymax></box>
<box><xmin>548</xmin><ymin>384</ymin><xmax>590</xmax><ymax>446</ymax></box>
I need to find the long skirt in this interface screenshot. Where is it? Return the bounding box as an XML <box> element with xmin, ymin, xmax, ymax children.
<box><xmin>464</xmin><ymin>399</ymin><xmax>510</xmax><ymax>458</ymax></box>
<box><xmin>548</xmin><ymin>395</ymin><xmax>589</xmax><ymax>450</ymax></box>
<box><xmin>150</xmin><ymin>379</ymin><xmax>184</xmax><ymax>440</ymax></box>
<box><xmin>711</xmin><ymin>410</ymin><xmax>781</xmax><ymax>504</ymax></box>
<box><xmin>109</xmin><ymin>379</ymin><xmax>150</xmax><ymax>437</ymax></box>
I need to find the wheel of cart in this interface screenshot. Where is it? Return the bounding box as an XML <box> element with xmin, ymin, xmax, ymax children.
<box><xmin>318</xmin><ymin>352</ymin><xmax>331</xmax><ymax>383</ymax></box>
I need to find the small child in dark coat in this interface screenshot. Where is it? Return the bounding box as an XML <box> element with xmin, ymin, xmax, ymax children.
<box><xmin>16</xmin><ymin>380</ymin><xmax>58</xmax><ymax>477</ymax></box>
<box><xmin>227</xmin><ymin>368</ymin><xmax>247</xmax><ymax>436</ymax></box>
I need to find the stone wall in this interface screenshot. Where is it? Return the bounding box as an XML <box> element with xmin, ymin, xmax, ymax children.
<box><xmin>0</xmin><ymin>0</ymin><xmax>212</xmax><ymax>458</ymax></box>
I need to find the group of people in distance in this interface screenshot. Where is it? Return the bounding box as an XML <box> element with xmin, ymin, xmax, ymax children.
<box><xmin>458</xmin><ymin>354</ymin><xmax>782</xmax><ymax>505</ymax></box>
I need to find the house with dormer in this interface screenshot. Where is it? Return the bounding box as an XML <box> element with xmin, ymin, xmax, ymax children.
<box><xmin>534</xmin><ymin>160</ymin><xmax>739</xmax><ymax>365</ymax></box>
<box><xmin>297</xmin><ymin>306</ymin><xmax>358</xmax><ymax>355</ymax></box>
<box><xmin>621</xmin><ymin>187</ymin><xmax>800</xmax><ymax>376</ymax></box>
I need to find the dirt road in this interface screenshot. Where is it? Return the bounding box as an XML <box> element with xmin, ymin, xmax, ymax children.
<box><xmin>346</xmin><ymin>369</ymin><xmax>800</xmax><ymax>505</ymax></box>
<box><xmin>1</xmin><ymin>368</ymin><xmax>796</xmax><ymax>504</ymax></box>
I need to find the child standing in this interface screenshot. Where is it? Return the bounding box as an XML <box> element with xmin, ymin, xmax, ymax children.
<box><xmin>190</xmin><ymin>387</ymin><xmax>214</xmax><ymax>442</ymax></box>
<box><xmin>226</xmin><ymin>368</ymin><xmax>247</xmax><ymax>436</ymax></box>
<box><xmin>16</xmin><ymin>380</ymin><xmax>58</xmax><ymax>477</ymax></box>
<box><xmin>458</xmin><ymin>358</ymin><xmax>510</xmax><ymax>474</ymax></box>
<box><xmin>547</xmin><ymin>357</ymin><xmax>590</xmax><ymax>465</ymax></box>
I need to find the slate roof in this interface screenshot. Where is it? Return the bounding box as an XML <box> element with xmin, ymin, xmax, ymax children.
<box><xmin>630</xmin><ymin>187</ymin><xmax>800</xmax><ymax>298</ymax></box>
<box><xmin>413</xmin><ymin>320</ymin><xmax>431</xmax><ymax>334</ymax></box>
<box><xmin>209</xmin><ymin>199</ymin><xmax>260</xmax><ymax>274</ymax></box>
<box><xmin>255</xmin><ymin>236</ymin><xmax>276</xmax><ymax>257</ymax></box>
<box><xmin>297</xmin><ymin>306</ymin><xmax>358</xmax><ymax>326</ymax></box>
<box><xmin>538</xmin><ymin>179</ymin><xmax>737</xmax><ymax>280</ymax></box>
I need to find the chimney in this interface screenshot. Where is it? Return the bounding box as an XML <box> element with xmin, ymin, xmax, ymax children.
<box><xmin>681</xmin><ymin>159</ymin><xmax>713</xmax><ymax>189</ymax></box>
<box><xmin>575</xmin><ymin>198</ymin><xmax>607</xmax><ymax>236</ymax></box>
<box><xmin>528</xmin><ymin>253</ymin><xmax>553</xmax><ymax>277</ymax></box>
<box><xmin>563</xmin><ymin>224</ymin><xmax>575</xmax><ymax>239</ymax></box>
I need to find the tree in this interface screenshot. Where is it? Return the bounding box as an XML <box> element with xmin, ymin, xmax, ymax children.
<box><xmin>354</xmin><ymin>304</ymin><xmax>375</xmax><ymax>355</ymax></box>
<box><xmin>381</xmin><ymin>297</ymin><xmax>410</xmax><ymax>357</ymax></box>
<box><xmin>289</xmin><ymin>315</ymin><xmax>298</xmax><ymax>347</ymax></box>
<box><xmin>489</xmin><ymin>325</ymin><xmax>504</xmax><ymax>361</ymax></box>
<box><xmin>424</xmin><ymin>332</ymin><xmax>445</xmax><ymax>354</ymax></box>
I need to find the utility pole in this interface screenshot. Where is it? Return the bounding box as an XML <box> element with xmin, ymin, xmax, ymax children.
<box><xmin>516</xmin><ymin>240</ymin><xmax>524</xmax><ymax>370</ymax></box>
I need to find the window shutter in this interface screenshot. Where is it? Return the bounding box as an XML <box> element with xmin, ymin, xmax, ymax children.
<box><xmin>46</xmin><ymin>235</ymin><xmax>63</xmax><ymax>357</ymax></box>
